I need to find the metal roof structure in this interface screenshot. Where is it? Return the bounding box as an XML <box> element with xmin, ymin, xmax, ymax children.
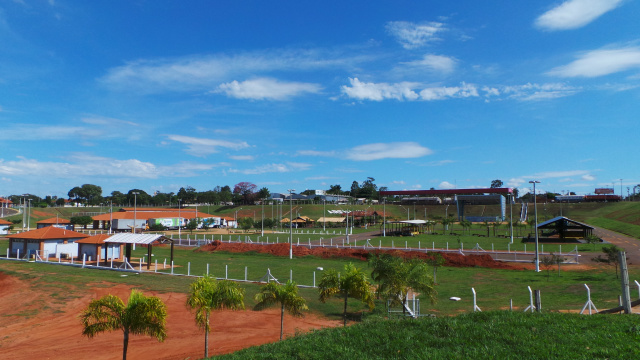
<box><xmin>380</xmin><ymin>187</ymin><xmax>513</xmax><ymax>196</ymax></box>
<box><xmin>536</xmin><ymin>216</ymin><xmax>594</xmax><ymax>230</ymax></box>
<box><xmin>103</xmin><ymin>233</ymin><xmax>169</xmax><ymax>245</ymax></box>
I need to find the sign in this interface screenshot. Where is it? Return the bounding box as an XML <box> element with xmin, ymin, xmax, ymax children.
<box><xmin>595</xmin><ymin>188</ymin><xmax>614</xmax><ymax>195</ymax></box>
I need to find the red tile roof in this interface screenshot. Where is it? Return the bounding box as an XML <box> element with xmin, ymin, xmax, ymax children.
<box><xmin>92</xmin><ymin>211</ymin><xmax>216</xmax><ymax>221</ymax></box>
<box><xmin>6</xmin><ymin>226</ymin><xmax>89</xmax><ymax>240</ymax></box>
<box><xmin>36</xmin><ymin>217</ymin><xmax>71</xmax><ymax>224</ymax></box>
<box><xmin>76</xmin><ymin>234</ymin><xmax>112</xmax><ymax>244</ymax></box>
<box><xmin>0</xmin><ymin>219</ymin><xmax>12</xmax><ymax>225</ymax></box>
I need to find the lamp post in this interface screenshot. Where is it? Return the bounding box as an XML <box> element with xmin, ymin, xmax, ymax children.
<box><xmin>132</xmin><ymin>192</ymin><xmax>140</xmax><ymax>234</ymax></box>
<box><xmin>27</xmin><ymin>198</ymin><xmax>32</xmax><ymax>231</ymax></box>
<box><xmin>288</xmin><ymin>189</ymin><xmax>295</xmax><ymax>259</ymax></box>
<box><xmin>509</xmin><ymin>193</ymin><xmax>514</xmax><ymax>244</ymax></box>
<box><xmin>383</xmin><ymin>199</ymin><xmax>386</xmax><ymax>237</ymax></box>
<box><xmin>529</xmin><ymin>181</ymin><xmax>540</xmax><ymax>272</ymax></box>
<box><xmin>261</xmin><ymin>199</ymin><xmax>265</xmax><ymax>237</ymax></box>
<box><xmin>178</xmin><ymin>199</ymin><xmax>182</xmax><ymax>239</ymax></box>
<box><xmin>109</xmin><ymin>200</ymin><xmax>113</xmax><ymax>234</ymax></box>
<box><xmin>323</xmin><ymin>198</ymin><xmax>326</xmax><ymax>232</ymax></box>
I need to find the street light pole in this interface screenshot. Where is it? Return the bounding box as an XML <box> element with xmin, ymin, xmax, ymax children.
<box><xmin>529</xmin><ymin>181</ymin><xmax>540</xmax><ymax>272</ymax></box>
<box><xmin>383</xmin><ymin>199</ymin><xmax>386</xmax><ymax>237</ymax></box>
<box><xmin>323</xmin><ymin>198</ymin><xmax>326</xmax><ymax>232</ymax></box>
<box><xmin>132</xmin><ymin>192</ymin><xmax>139</xmax><ymax>234</ymax></box>
<box><xmin>288</xmin><ymin>189</ymin><xmax>295</xmax><ymax>260</ymax></box>
<box><xmin>509</xmin><ymin>193</ymin><xmax>514</xmax><ymax>244</ymax></box>
<box><xmin>27</xmin><ymin>199</ymin><xmax>32</xmax><ymax>231</ymax></box>
<box><xmin>178</xmin><ymin>199</ymin><xmax>182</xmax><ymax>240</ymax></box>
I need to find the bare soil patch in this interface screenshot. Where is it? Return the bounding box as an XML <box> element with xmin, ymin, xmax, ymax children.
<box><xmin>0</xmin><ymin>272</ymin><xmax>340</xmax><ymax>360</ymax></box>
<box><xmin>196</xmin><ymin>240</ymin><xmax>520</xmax><ymax>270</ymax></box>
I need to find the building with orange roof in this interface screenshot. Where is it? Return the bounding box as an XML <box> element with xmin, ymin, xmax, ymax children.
<box><xmin>6</xmin><ymin>226</ymin><xmax>89</xmax><ymax>259</ymax></box>
<box><xmin>36</xmin><ymin>217</ymin><xmax>74</xmax><ymax>230</ymax></box>
<box><xmin>0</xmin><ymin>219</ymin><xmax>12</xmax><ymax>235</ymax></box>
<box><xmin>92</xmin><ymin>208</ymin><xmax>218</xmax><ymax>231</ymax></box>
<box><xmin>76</xmin><ymin>234</ymin><xmax>123</xmax><ymax>263</ymax></box>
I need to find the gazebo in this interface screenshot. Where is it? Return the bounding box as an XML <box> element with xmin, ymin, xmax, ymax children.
<box><xmin>536</xmin><ymin>216</ymin><xmax>595</xmax><ymax>240</ymax></box>
<box><xmin>103</xmin><ymin>233</ymin><xmax>174</xmax><ymax>270</ymax></box>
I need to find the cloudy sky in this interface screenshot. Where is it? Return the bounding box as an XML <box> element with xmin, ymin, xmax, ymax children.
<box><xmin>1</xmin><ymin>0</ymin><xmax>639</xmax><ymax>198</ymax></box>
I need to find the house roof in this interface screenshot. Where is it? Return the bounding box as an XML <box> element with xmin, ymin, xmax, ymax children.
<box><xmin>76</xmin><ymin>234</ymin><xmax>112</xmax><ymax>244</ymax></box>
<box><xmin>0</xmin><ymin>197</ymin><xmax>12</xmax><ymax>204</ymax></box>
<box><xmin>37</xmin><ymin>217</ymin><xmax>71</xmax><ymax>224</ymax></box>
<box><xmin>0</xmin><ymin>219</ymin><xmax>12</xmax><ymax>225</ymax></box>
<box><xmin>536</xmin><ymin>216</ymin><xmax>594</xmax><ymax>229</ymax></box>
<box><xmin>103</xmin><ymin>233</ymin><xmax>170</xmax><ymax>245</ymax></box>
<box><xmin>317</xmin><ymin>217</ymin><xmax>346</xmax><ymax>222</ymax></box>
<box><xmin>6</xmin><ymin>226</ymin><xmax>89</xmax><ymax>240</ymax></box>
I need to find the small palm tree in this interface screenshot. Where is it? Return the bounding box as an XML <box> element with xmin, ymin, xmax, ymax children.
<box><xmin>254</xmin><ymin>280</ymin><xmax>308</xmax><ymax>340</ymax></box>
<box><xmin>80</xmin><ymin>289</ymin><xmax>167</xmax><ymax>360</ymax></box>
<box><xmin>186</xmin><ymin>276</ymin><xmax>245</xmax><ymax>358</ymax></box>
<box><xmin>318</xmin><ymin>263</ymin><xmax>375</xmax><ymax>327</ymax></box>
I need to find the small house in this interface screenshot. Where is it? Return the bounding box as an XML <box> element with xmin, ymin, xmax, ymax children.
<box><xmin>76</xmin><ymin>234</ymin><xmax>124</xmax><ymax>263</ymax></box>
<box><xmin>6</xmin><ymin>227</ymin><xmax>89</xmax><ymax>259</ymax></box>
<box><xmin>36</xmin><ymin>217</ymin><xmax>74</xmax><ymax>230</ymax></box>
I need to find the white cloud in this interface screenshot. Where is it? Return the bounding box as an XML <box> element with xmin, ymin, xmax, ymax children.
<box><xmin>341</xmin><ymin>78</ymin><xmax>420</xmax><ymax>101</ymax></box>
<box><xmin>401</xmin><ymin>54</ymin><xmax>457</xmax><ymax>73</ymax></box>
<box><xmin>500</xmin><ymin>83</ymin><xmax>578</xmax><ymax>101</ymax></box>
<box><xmin>100</xmin><ymin>49</ymin><xmax>368</xmax><ymax>93</ymax></box>
<box><xmin>346</xmin><ymin>142</ymin><xmax>432</xmax><ymax>161</ymax></box>
<box><xmin>535</xmin><ymin>0</ymin><xmax>623</xmax><ymax>31</ymax></box>
<box><xmin>386</xmin><ymin>21</ymin><xmax>446</xmax><ymax>49</ymax></box>
<box><xmin>216</xmin><ymin>78</ymin><xmax>322</xmax><ymax>100</ymax></box>
<box><xmin>582</xmin><ymin>174</ymin><xmax>596</xmax><ymax>181</ymax></box>
<box><xmin>296</xmin><ymin>150</ymin><xmax>338</xmax><ymax>157</ymax></box>
<box><xmin>419</xmin><ymin>82</ymin><xmax>479</xmax><ymax>100</ymax></box>
<box><xmin>547</xmin><ymin>46</ymin><xmax>640</xmax><ymax>78</ymax></box>
<box><xmin>438</xmin><ymin>181</ymin><xmax>456</xmax><ymax>189</ymax></box>
<box><xmin>168</xmin><ymin>135</ymin><xmax>250</xmax><ymax>157</ymax></box>
<box><xmin>81</xmin><ymin>115</ymin><xmax>139</xmax><ymax>127</ymax></box>
<box><xmin>0</xmin><ymin>155</ymin><xmax>160</xmax><ymax>179</ymax></box>
<box><xmin>228</xmin><ymin>162</ymin><xmax>311</xmax><ymax>175</ymax></box>
<box><xmin>229</xmin><ymin>155</ymin><xmax>254</xmax><ymax>161</ymax></box>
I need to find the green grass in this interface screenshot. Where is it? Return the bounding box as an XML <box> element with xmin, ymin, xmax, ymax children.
<box><xmin>211</xmin><ymin>311</ymin><xmax>640</xmax><ymax>359</ymax></box>
<box><xmin>2</xmin><ymin>244</ymin><xmax>637</xmax><ymax>318</ymax></box>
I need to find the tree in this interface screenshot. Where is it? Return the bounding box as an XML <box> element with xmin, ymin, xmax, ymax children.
<box><xmin>369</xmin><ymin>254</ymin><xmax>436</xmax><ymax>315</ymax></box>
<box><xmin>327</xmin><ymin>184</ymin><xmax>343</xmax><ymax>195</ymax></box>
<box><xmin>68</xmin><ymin>184</ymin><xmax>103</xmax><ymax>205</ymax></box>
<box><xmin>318</xmin><ymin>263</ymin><xmax>375</xmax><ymax>327</ymax></box>
<box><xmin>585</xmin><ymin>235</ymin><xmax>601</xmax><ymax>250</ymax></box>
<box><xmin>257</xmin><ymin>187</ymin><xmax>271</xmax><ymax>201</ymax></box>
<box><xmin>425</xmin><ymin>253</ymin><xmax>445</xmax><ymax>284</ymax></box>
<box><xmin>350</xmin><ymin>181</ymin><xmax>360</xmax><ymax>198</ymax></box>
<box><xmin>80</xmin><ymin>289</ymin><xmax>167</xmax><ymax>360</ymax></box>
<box><xmin>592</xmin><ymin>245</ymin><xmax>623</xmax><ymax>278</ymax></box>
<box><xmin>70</xmin><ymin>215</ymin><xmax>94</xmax><ymax>230</ymax></box>
<box><xmin>238</xmin><ymin>217</ymin><xmax>254</xmax><ymax>232</ymax></box>
<box><xmin>186</xmin><ymin>276</ymin><xmax>245</xmax><ymax>359</ymax></box>
<box><xmin>233</xmin><ymin>182</ymin><xmax>257</xmax><ymax>204</ymax></box>
<box><xmin>490</xmin><ymin>179</ymin><xmax>503</xmax><ymax>188</ymax></box>
<box><xmin>177</xmin><ymin>186</ymin><xmax>197</xmax><ymax>204</ymax></box>
<box><xmin>185</xmin><ymin>218</ymin><xmax>199</xmax><ymax>233</ymax></box>
<box><xmin>253</xmin><ymin>280</ymin><xmax>308</xmax><ymax>340</ymax></box>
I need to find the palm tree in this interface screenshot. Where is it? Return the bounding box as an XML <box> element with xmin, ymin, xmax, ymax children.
<box><xmin>80</xmin><ymin>289</ymin><xmax>167</xmax><ymax>360</ymax></box>
<box><xmin>254</xmin><ymin>280</ymin><xmax>308</xmax><ymax>340</ymax></box>
<box><xmin>318</xmin><ymin>263</ymin><xmax>375</xmax><ymax>327</ymax></box>
<box><xmin>186</xmin><ymin>276</ymin><xmax>245</xmax><ymax>358</ymax></box>
<box><xmin>369</xmin><ymin>255</ymin><xmax>436</xmax><ymax>315</ymax></box>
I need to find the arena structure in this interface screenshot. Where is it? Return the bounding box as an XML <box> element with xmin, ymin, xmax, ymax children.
<box><xmin>380</xmin><ymin>188</ymin><xmax>513</xmax><ymax>222</ymax></box>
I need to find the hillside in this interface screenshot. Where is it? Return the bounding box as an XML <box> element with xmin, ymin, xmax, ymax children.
<box><xmin>213</xmin><ymin>311</ymin><xmax>640</xmax><ymax>359</ymax></box>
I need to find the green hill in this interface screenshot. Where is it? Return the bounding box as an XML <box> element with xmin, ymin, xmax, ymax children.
<box><xmin>213</xmin><ymin>311</ymin><xmax>640</xmax><ymax>359</ymax></box>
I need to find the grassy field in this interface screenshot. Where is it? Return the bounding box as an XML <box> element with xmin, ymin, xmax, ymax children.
<box><xmin>211</xmin><ymin>311</ymin><xmax>640</xmax><ymax>359</ymax></box>
<box><xmin>1</xmin><ymin>239</ymin><xmax>636</xmax><ymax>318</ymax></box>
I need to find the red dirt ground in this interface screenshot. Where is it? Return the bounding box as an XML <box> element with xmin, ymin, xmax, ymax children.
<box><xmin>196</xmin><ymin>241</ymin><xmax>521</xmax><ymax>270</ymax></box>
<box><xmin>0</xmin><ymin>272</ymin><xmax>340</xmax><ymax>360</ymax></box>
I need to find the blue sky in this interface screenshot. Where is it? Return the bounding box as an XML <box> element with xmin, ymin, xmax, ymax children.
<box><xmin>1</xmin><ymin>0</ymin><xmax>639</xmax><ymax>199</ymax></box>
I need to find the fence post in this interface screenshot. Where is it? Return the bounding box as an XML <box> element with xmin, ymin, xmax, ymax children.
<box><xmin>207</xmin><ymin>263</ymin><xmax>209</xmax><ymax>276</ymax></box>
<box><xmin>155</xmin><ymin>260</ymin><xmax>157</xmax><ymax>273</ymax></box>
<box><xmin>171</xmin><ymin>261</ymin><xmax>174</xmax><ymax>275</ymax></box>
<box><xmin>290</xmin><ymin>269</ymin><xmax>293</xmax><ymax>281</ymax></box>
<box><xmin>82</xmin><ymin>254</ymin><xmax>86</xmax><ymax>268</ymax></box>
<box><xmin>225</xmin><ymin>265</ymin><xmax>228</xmax><ymax>279</ymax></box>
<box><xmin>188</xmin><ymin>262</ymin><xmax>191</xmax><ymax>276</ymax></box>
<box><xmin>313</xmin><ymin>271</ymin><xmax>316</xmax><ymax>288</ymax></box>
